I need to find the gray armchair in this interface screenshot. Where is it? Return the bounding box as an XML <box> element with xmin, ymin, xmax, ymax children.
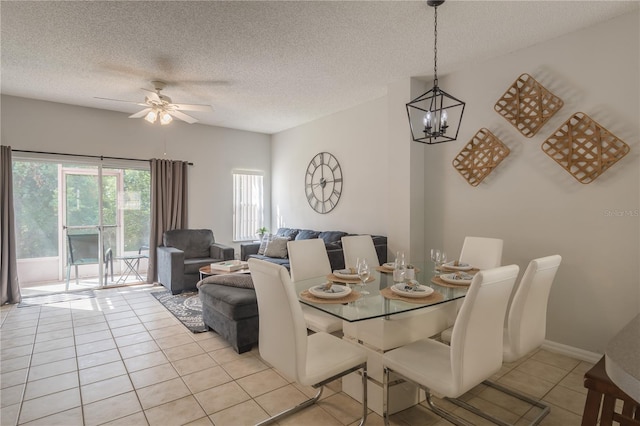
<box><xmin>157</xmin><ymin>229</ymin><xmax>234</xmax><ymax>294</ymax></box>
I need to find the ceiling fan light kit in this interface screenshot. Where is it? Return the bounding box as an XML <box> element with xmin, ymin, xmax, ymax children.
<box><xmin>96</xmin><ymin>80</ymin><xmax>212</xmax><ymax>125</ymax></box>
<box><xmin>406</xmin><ymin>0</ymin><xmax>466</xmax><ymax>145</ymax></box>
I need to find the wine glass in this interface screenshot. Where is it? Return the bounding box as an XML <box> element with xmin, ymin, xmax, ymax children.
<box><xmin>431</xmin><ymin>248</ymin><xmax>441</xmax><ymax>272</ymax></box>
<box><xmin>394</xmin><ymin>251</ymin><xmax>406</xmax><ymax>284</ymax></box>
<box><xmin>357</xmin><ymin>258</ymin><xmax>370</xmax><ymax>295</ymax></box>
<box><xmin>440</xmin><ymin>251</ymin><xmax>448</xmax><ymax>270</ymax></box>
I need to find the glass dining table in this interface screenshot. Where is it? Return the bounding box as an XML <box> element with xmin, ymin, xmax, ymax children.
<box><xmin>292</xmin><ymin>260</ymin><xmax>471</xmax><ymax>416</ymax></box>
<box><xmin>292</xmin><ymin>261</ymin><xmax>468</xmax><ymax>322</ymax></box>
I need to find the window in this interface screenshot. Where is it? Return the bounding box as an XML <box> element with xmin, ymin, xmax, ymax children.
<box><xmin>233</xmin><ymin>171</ymin><xmax>264</xmax><ymax>241</ymax></box>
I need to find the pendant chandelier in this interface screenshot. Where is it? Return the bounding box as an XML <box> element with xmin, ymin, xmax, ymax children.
<box><xmin>406</xmin><ymin>0</ymin><xmax>465</xmax><ymax>145</ymax></box>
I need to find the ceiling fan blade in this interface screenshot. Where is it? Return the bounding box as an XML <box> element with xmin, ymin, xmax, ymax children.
<box><xmin>169</xmin><ymin>110</ymin><xmax>198</xmax><ymax>124</ymax></box>
<box><xmin>129</xmin><ymin>108</ymin><xmax>152</xmax><ymax>119</ymax></box>
<box><xmin>172</xmin><ymin>103</ymin><xmax>213</xmax><ymax>112</ymax></box>
<box><xmin>94</xmin><ymin>96</ymin><xmax>140</xmax><ymax>105</ymax></box>
<box><xmin>141</xmin><ymin>88</ymin><xmax>161</xmax><ymax>103</ymax></box>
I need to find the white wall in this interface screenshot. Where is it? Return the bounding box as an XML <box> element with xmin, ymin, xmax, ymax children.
<box><xmin>433</xmin><ymin>11</ymin><xmax>639</xmax><ymax>354</ymax></box>
<box><xmin>1</xmin><ymin>95</ymin><xmax>271</xmax><ymax>254</ymax></box>
<box><xmin>271</xmin><ymin>96</ymin><xmax>388</xmax><ymax>236</ymax></box>
<box><xmin>271</xmin><ymin>11</ymin><xmax>639</xmax><ymax>354</ymax></box>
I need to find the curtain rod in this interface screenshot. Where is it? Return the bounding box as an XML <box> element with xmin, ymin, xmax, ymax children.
<box><xmin>11</xmin><ymin>149</ymin><xmax>194</xmax><ymax>166</ymax></box>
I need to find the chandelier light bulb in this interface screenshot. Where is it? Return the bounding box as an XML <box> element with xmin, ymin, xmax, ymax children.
<box><xmin>423</xmin><ymin>111</ymin><xmax>432</xmax><ymax>129</ymax></box>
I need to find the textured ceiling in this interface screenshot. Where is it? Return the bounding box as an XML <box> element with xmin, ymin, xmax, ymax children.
<box><xmin>1</xmin><ymin>1</ymin><xmax>637</xmax><ymax>134</ymax></box>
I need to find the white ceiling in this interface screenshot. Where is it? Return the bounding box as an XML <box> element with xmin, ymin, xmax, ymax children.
<box><xmin>1</xmin><ymin>1</ymin><xmax>637</xmax><ymax>135</ymax></box>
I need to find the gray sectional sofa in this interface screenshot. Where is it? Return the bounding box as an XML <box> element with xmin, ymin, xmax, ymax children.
<box><xmin>240</xmin><ymin>227</ymin><xmax>388</xmax><ymax>270</ymax></box>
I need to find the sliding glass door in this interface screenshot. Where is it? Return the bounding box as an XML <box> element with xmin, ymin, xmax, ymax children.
<box><xmin>13</xmin><ymin>154</ymin><xmax>150</xmax><ymax>291</ymax></box>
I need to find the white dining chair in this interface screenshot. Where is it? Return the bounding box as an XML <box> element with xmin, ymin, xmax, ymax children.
<box><xmin>503</xmin><ymin>254</ymin><xmax>561</xmax><ymax>362</ymax></box>
<box><xmin>342</xmin><ymin>235</ymin><xmax>380</xmax><ymax>269</ymax></box>
<box><xmin>287</xmin><ymin>239</ymin><xmax>343</xmax><ymax>333</ymax></box>
<box><xmin>248</xmin><ymin>259</ymin><xmax>368</xmax><ymax>426</ymax></box>
<box><xmin>475</xmin><ymin>255</ymin><xmax>562</xmax><ymax>425</ymax></box>
<box><xmin>382</xmin><ymin>265</ymin><xmax>519</xmax><ymax>426</ymax></box>
<box><xmin>439</xmin><ymin>236</ymin><xmax>504</xmax><ymax>343</ymax></box>
<box><xmin>459</xmin><ymin>236</ymin><xmax>503</xmax><ymax>270</ymax></box>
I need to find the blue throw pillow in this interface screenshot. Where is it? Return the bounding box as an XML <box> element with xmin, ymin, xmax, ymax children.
<box><xmin>295</xmin><ymin>230</ymin><xmax>320</xmax><ymax>240</ymax></box>
<box><xmin>318</xmin><ymin>231</ymin><xmax>348</xmax><ymax>244</ymax></box>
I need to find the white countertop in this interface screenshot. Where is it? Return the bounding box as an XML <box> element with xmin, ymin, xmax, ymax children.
<box><xmin>605</xmin><ymin>314</ymin><xmax>640</xmax><ymax>403</ymax></box>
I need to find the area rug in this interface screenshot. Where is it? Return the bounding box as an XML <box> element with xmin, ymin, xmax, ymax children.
<box><xmin>18</xmin><ymin>290</ymin><xmax>96</xmax><ymax>307</ymax></box>
<box><xmin>151</xmin><ymin>290</ymin><xmax>208</xmax><ymax>333</ymax></box>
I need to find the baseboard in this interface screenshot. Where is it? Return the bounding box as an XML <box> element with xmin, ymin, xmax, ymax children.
<box><xmin>542</xmin><ymin>339</ymin><xmax>602</xmax><ymax>364</ymax></box>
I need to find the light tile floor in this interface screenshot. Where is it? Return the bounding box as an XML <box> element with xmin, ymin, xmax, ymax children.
<box><xmin>1</xmin><ymin>284</ymin><xmax>592</xmax><ymax>426</ymax></box>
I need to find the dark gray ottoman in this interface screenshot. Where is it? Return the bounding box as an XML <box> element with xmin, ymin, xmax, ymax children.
<box><xmin>197</xmin><ymin>274</ymin><xmax>258</xmax><ymax>354</ymax></box>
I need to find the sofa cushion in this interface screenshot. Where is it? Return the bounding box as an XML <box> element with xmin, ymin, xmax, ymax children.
<box><xmin>198</xmin><ymin>283</ymin><xmax>257</xmax><ymax>321</ymax></box>
<box><xmin>325</xmin><ymin>241</ymin><xmax>342</xmax><ymax>251</ymax></box>
<box><xmin>247</xmin><ymin>254</ymin><xmax>290</xmax><ymax>267</ymax></box>
<box><xmin>296</xmin><ymin>229</ymin><xmax>320</xmax><ymax>240</ymax></box>
<box><xmin>276</xmin><ymin>228</ymin><xmax>299</xmax><ymax>240</ymax></box>
<box><xmin>199</xmin><ymin>273</ymin><xmax>254</xmax><ymax>289</ymax></box>
<box><xmin>263</xmin><ymin>237</ymin><xmax>289</xmax><ymax>258</ymax></box>
<box><xmin>164</xmin><ymin>229</ymin><xmax>214</xmax><ymax>258</ymax></box>
<box><xmin>257</xmin><ymin>233</ymin><xmax>274</xmax><ymax>255</ymax></box>
<box><xmin>318</xmin><ymin>231</ymin><xmax>348</xmax><ymax>245</ymax></box>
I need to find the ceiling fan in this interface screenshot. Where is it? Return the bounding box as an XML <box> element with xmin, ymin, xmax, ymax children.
<box><xmin>96</xmin><ymin>80</ymin><xmax>212</xmax><ymax>125</ymax></box>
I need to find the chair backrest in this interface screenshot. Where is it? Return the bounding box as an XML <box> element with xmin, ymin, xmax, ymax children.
<box><xmin>504</xmin><ymin>255</ymin><xmax>562</xmax><ymax>362</ymax></box>
<box><xmin>163</xmin><ymin>229</ymin><xmax>214</xmax><ymax>258</ymax></box>
<box><xmin>67</xmin><ymin>233</ymin><xmax>100</xmax><ymax>265</ymax></box>
<box><xmin>288</xmin><ymin>239</ymin><xmax>332</xmax><ymax>282</ymax></box>
<box><xmin>342</xmin><ymin>235</ymin><xmax>380</xmax><ymax>269</ymax></box>
<box><xmin>248</xmin><ymin>258</ymin><xmax>309</xmax><ymax>383</ymax></box>
<box><xmin>459</xmin><ymin>236</ymin><xmax>503</xmax><ymax>270</ymax></box>
<box><xmin>450</xmin><ymin>264</ymin><xmax>519</xmax><ymax>396</ymax></box>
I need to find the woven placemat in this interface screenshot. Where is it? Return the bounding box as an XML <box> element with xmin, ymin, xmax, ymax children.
<box><xmin>375</xmin><ymin>266</ymin><xmax>421</xmax><ymax>274</ymax></box>
<box><xmin>300</xmin><ymin>289</ymin><xmax>361</xmax><ymax>304</ymax></box>
<box><xmin>431</xmin><ymin>276</ymin><xmax>471</xmax><ymax>288</ymax></box>
<box><xmin>440</xmin><ymin>266</ymin><xmax>480</xmax><ymax>274</ymax></box>
<box><xmin>380</xmin><ymin>287</ymin><xmax>444</xmax><ymax>304</ymax></box>
<box><xmin>327</xmin><ymin>274</ymin><xmax>374</xmax><ymax>284</ymax></box>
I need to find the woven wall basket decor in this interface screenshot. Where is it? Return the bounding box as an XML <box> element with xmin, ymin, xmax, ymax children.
<box><xmin>495</xmin><ymin>73</ymin><xmax>564</xmax><ymax>138</ymax></box>
<box><xmin>541</xmin><ymin>112</ymin><xmax>630</xmax><ymax>184</ymax></box>
<box><xmin>453</xmin><ymin>128</ymin><xmax>510</xmax><ymax>187</ymax></box>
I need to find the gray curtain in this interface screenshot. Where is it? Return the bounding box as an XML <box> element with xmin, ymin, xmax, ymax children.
<box><xmin>147</xmin><ymin>159</ymin><xmax>189</xmax><ymax>283</ymax></box>
<box><xmin>1</xmin><ymin>146</ymin><xmax>21</xmax><ymax>304</ymax></box>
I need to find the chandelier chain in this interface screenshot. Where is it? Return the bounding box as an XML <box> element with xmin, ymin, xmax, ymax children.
<box><xmin>433</xmin><ymin>5</ymin><xmax>438</xmax><ymax>86</ymax></box>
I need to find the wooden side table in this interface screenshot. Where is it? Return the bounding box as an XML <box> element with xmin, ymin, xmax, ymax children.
<box><xmin>582</xmin><ymin>356</ymin><xmax>640</xmax><ymax>425</ymax></box>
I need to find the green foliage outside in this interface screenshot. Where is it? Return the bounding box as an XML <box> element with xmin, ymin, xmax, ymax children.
<box><xmin>13</xmin><ymin>161</ymin><xmax>59</xmax><ymax>258</ymax></box>
<box><xmin>12</xmin><ymin>160</ymin><xmax>150</xmax><ymax>259</ymax></box>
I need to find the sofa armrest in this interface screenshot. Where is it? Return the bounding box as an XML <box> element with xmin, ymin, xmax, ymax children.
<box><xmin>211</xmin><ymin>243</ymin><xmax>234</xmax><ymax>261</ymax></box>
<box><xmin>240</xmin><ymin>242</ymin><xmax>260</xmax><ymax>261</ymax></box>
<box><xmin>157</xmin><ymin>246</ymin><xmax>185</xmax><ymax>293</ymax></box>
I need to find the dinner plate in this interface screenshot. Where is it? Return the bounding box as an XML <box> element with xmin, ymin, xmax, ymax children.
<box><xmin>308</xmin><ymin>284</ymin><xmax>352</xmax><ymax>299</ymax></box>
<box><xmin>439</xmin><ymin>272</ymin><xmax>474</xmax><ymax>285</ymax></box>
<box><xmin>382</xmin><ymin>262</ymin><xmax>395</xmax><ymax>270</ymax></box>
<box><xmin>333</xmin><ymin>269</ymin><xmax>359</xmax><ymax>279</ymax></box>
<box><xmin>390</xmin><ymin>283</ymin><xmax>434</xmax><ymax>298</ymax></box>
<box><xmin>442</xmin><ymin>261</ymin><xmax>473</xmax><ymax>271</ymax></box>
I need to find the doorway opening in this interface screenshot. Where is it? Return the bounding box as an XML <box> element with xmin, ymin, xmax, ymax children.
<box><xmin>12</xmin><ymin>154</ymin><xmax>151</xmax><ymax>296</ymax></box>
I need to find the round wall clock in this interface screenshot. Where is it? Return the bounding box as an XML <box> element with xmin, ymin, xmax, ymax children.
<box><xmin>305</xmin><ymin>152</ymin><xmax>343</xmax><ymax>214</ymax></box>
